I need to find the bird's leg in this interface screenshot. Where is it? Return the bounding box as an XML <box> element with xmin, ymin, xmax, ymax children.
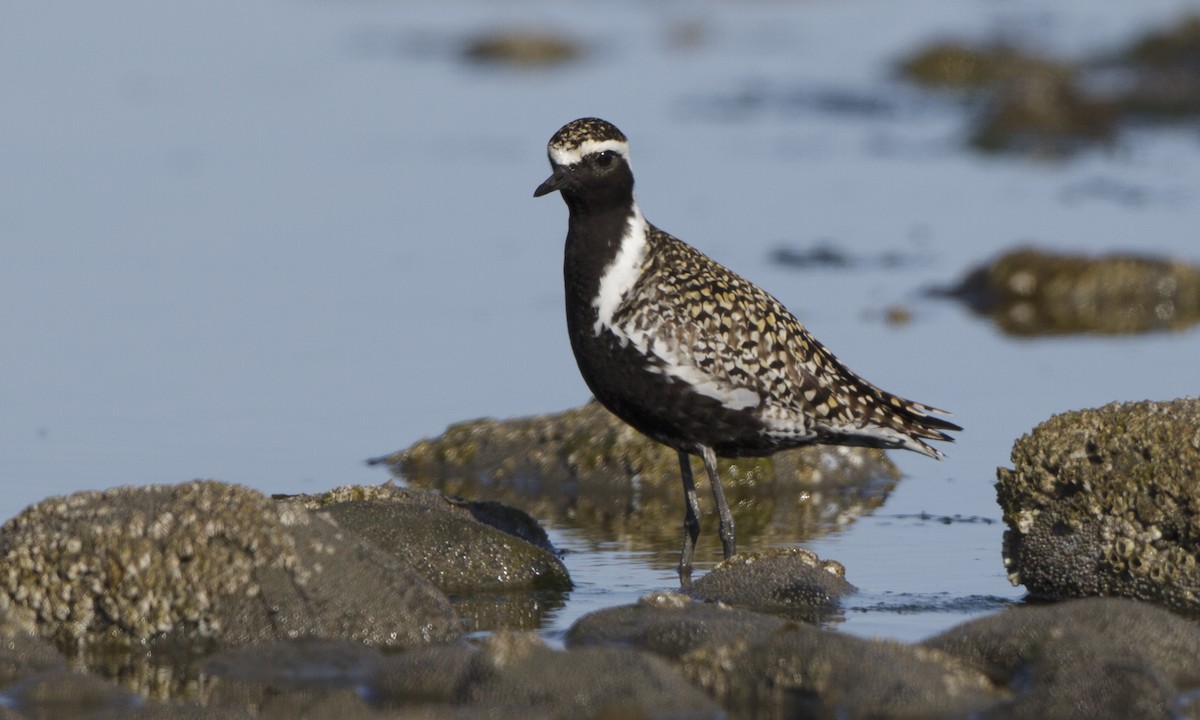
<box><xmin>700</xmin><ymin>445</ymin><xmax>736</xmax><ymax>559</ymax></box>
<box><xmin>677</xmin><ymin>450</ymin><xmax>701</xmax><ymax>587</ymax></box>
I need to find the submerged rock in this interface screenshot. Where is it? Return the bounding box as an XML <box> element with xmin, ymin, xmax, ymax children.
<box><xmin>567</xmin><ymin>594</ymin><xmax>1000</xmax><ymax>718</ymax></box>
<box><xmin>925</xmin><ymin>597</ymin><xmax>1200</xmax><ymax>719</ymax></box>
<box><xmin>936</xmin><ymin>247</ymin><xmax>1200</xmax><ymax>336</ymax></box>
<box><xmin>997</xmin><ymin>398</ymin><xmax>1200</xmax><ymax>609</ymax></box>
<box><xmin>680</xmin><ymin>619</ymin><xmax>1000</xmax><ymax>718</ymax></box>
<box><xmin>372</xmin><ymin>631</ymin><xmax>722</xmax><ymax>718</ymax></box>
<box><xmin>0</xmin><ymin>481</ymin><xmax>460</xmax><ymax>649</ymax></box>
<box><xmin>380</xmin><ymin>402</ymin><xmax>899</xmax><ymax>559</ymax></box>
<box><xmin>568</xmin><ymin>593</ymin><xmax>1200</xmax><ymax>718</ymax></box>
<box><xmin>566</xmin><ymin>592</ymin><xmax>793</xmax><ymax>659</ymax></box>
<box><xmin>689</xmin><ymin>548</ymin><xmax>854</xmax><ymax>622</ymax></box>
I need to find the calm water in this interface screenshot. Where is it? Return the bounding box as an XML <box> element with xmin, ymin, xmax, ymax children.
<box><xmin>4</xmin><ymin>0</ymin><xmax>1200</xmax><ymax>645</ymax></box>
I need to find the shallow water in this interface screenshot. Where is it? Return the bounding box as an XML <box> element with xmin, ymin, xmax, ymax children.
<box><xmin>4</xmin><ymin>0</ymin><xmax>1200</xmax><ymax>652</ymax></box>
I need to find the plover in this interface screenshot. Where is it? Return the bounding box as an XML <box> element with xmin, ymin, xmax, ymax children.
<box><xmin>534</xmin><ymin>117</ymin><xmax>960</xmax><ymax>582</ymax></box>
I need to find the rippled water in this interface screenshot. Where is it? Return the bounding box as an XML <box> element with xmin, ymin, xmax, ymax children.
<box><xmin>4</xmin><ymin>0</ymin><xmax>1200</xmax><ymax>650</ymax></box>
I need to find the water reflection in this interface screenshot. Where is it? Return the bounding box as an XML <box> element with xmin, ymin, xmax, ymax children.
<box><xmin>387</xmin><ymin>401</ymin><xmax>901</xmax><ymax>566</ymax></box>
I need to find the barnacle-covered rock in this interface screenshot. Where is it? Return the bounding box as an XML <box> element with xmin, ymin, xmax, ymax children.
<box><xmin>997</xmin><ymin>398</ymin><xmax>1200</xmax><ymax>608</ymax></box>
<box><xmin>688</xmin><ymin>548</ymin><xmax>853</xmax><ymax>622</ymax></box>
<box><xmin>0</xmin><ymin>481</ymin><xmax>460</xmax><ymax>649</ymax></box>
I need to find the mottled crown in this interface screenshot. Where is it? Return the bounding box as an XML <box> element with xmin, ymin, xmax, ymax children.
<box><xmin>547</xmin><ymin>117</ymin><xmax>631</xmax><ymax>167</ymax></box>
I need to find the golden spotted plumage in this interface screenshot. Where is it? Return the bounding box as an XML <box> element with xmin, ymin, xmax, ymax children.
<box><xmin>608</xmin><ymin>226</ymin><xmax>954</xmax><ymax>455</ymax></box>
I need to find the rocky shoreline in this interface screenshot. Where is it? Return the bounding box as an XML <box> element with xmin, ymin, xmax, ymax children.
<box><xmin>2</xmin><ymin>398</ymin><xmax>1199</xmax><ymax>717</ymax></box>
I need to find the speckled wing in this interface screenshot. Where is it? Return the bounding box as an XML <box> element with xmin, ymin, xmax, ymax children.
<box><xmin>610</xmin><ymin>227</ymin><xmax>958</xmax><ymax>456</ymax></box>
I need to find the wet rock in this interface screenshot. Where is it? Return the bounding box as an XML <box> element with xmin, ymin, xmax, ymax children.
<box><xmin>372</xmin><ymin>631</ymin><xmax>723</xmax><ymax>718</ymax></box>
<box><xmin>381</xmin><ymin>402</ymin><xmax>899</xmax><ymax>560</ymax></box>
<box><xmin>294</xmin><ymin>484</ymin><xmax>570</xmax><ymax>632</ymax></box>
<box><xmin>924</xmin><ymin>597</ymin><xmax>1200</xmax><ymax>719</ymax></box>
<box><xmin>308</xmin><ymin>490</ymin><xmax>569</xmax><ymax>594</ymax></box>
<box><xmin>0</xmin><ymin>481</ymin><xmax>460</xmax><ymax>650</ymax></box>
<box><xmin>936</xmin><ymin>247</ymin><xmax>1200</xmax><ymax>336</ymax></box>
<box><xmin>570</xmin><ymin>594</ymin><xmax>1007</xmax><ymax>718</ymax></box>
<box><xmin>289</xmin><ymin>482</ymin><xmax>559</xmax><ymax>555</ymax></box>
<box><xmin>463</xmin><ymin>30</ymin><xmax>583</xmax><ymax>68</ymax></box>
<box><xmin>1117</xmin><ymin>15</ymin><xmax>1200</xmax><ymax>118</ymax></box>
<box><xmin>681</xmin><ymin>621</ymin><xmax>1001</xmax><ymax>719</ymax></box>
<box><xmin>997</xmin><ymin>398</ymin><xmax>1200</xmax><ymax>609</ymax></box>
<box><xmin>689</xmin><ymin>548</ymin><xmax>854</xmax><ymax>622</ymax></box>
<box><xmin>565</xmin><ymin>592</ymin><xmax>793</xmax><ymax>659</ymax></box>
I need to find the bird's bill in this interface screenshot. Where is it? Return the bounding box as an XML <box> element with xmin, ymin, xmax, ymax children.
<box><xmin>533</xmin><ymin>166</ymin><xmax>571</xmax><ymax>197</ymax></box>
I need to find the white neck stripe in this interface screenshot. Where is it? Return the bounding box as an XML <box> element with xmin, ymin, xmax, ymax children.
<box><xmin>592</xmin><ymin>203</ymin><xmax>647</xmax><ymax>333</ymax></box>
<box><xmin>550</xmin><ymin>139</ymin><xmax>631</xmax><ymax>167</ymax></box>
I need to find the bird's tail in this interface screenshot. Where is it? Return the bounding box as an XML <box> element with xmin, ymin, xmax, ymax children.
<box><xmin>873</xmin><ymin>390</ymin><xmax>962</xmax><ymax>458</ymax></box>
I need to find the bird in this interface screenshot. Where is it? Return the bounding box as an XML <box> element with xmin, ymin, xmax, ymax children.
<box><xmin>533</xmin><ymin>117</ymin><xmax>960</xmax><ymax>583</ymax></box>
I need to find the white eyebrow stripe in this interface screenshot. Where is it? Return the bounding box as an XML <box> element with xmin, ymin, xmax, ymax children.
<box><xmin>549</xmin><ymin>139</ymin><xmax>631</xmax><ymax>167</ymax></box>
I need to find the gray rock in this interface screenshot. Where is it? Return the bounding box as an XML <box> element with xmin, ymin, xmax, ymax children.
<box><xmin>288</xmin><ymin>483</ymin><xmax>560</xmax><ymax>556</ymax></box>
<box><xmin>317</xmin><ymin>499</ymin><xmax>570</xmax><ymax>594</ymax></box>
<box><xmin>568</xmin><ymin>592</ymin><xmax>1010</xmax><ymax>718</ymax></box>
<box><xmin>997</xmin><ymin>398</ymin><xmax>1200</xmax><ymax>608</ymax></box>
<box><xmin>681</xmin><ymin>622</ymin><xmax>1000</xmax><ymax>719</ymax></box>
<box><xmin>382</xmin><ymin>402</ymin><xmax>900</xmax><ymax>556</ymax></box>
<box><xmin>372</xmin><ymin>631</ymin><xmax>723</xmax><ymax>719</ymax></box>
<box><xmin>0</xmin><ymin>481</ymin><xmax>460</xmax><ymax>649</ymax></box>
<box><xmin>924</xmin><ymin>597</ymin><xmax>1200</xmax><ymax>720</ymax></box>
<box><xmin>565</xmin><ymin>592</ymin><xmax>793</xmax><ymax>659</ymax></box>
<box><xmin>293</xmin><ymin>485</ymin><xmax>570</xmax><ymax>632</ymax></box>
<box><xmin>689</xmin><ymin>547</ymin><xmax>854</xmax><ymax>621</ymax></box>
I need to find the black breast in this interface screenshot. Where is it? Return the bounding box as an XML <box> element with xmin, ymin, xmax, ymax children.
<box><xmin>567</xmin><ymin>321</ymin><xmax>778</xmax><ymax>457</ymax></box>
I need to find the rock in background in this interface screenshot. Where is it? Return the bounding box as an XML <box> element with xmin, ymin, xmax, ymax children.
<box><xmin>936</xmin><ymin>247</ymin><xmax>1200</xmax><ymax>336</ymax></box>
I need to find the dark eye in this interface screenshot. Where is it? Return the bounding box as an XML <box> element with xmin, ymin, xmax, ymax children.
<box><xmin>595</xmin><ymin>151</ymin><xmax>614</xmax><ymax>167</ymax></box>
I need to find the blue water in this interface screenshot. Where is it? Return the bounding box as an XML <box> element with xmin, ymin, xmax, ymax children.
<box><xmin>4</xmin><ymin>0</ymin><xmax>1199</xmax><ymax>644</ymax></box>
